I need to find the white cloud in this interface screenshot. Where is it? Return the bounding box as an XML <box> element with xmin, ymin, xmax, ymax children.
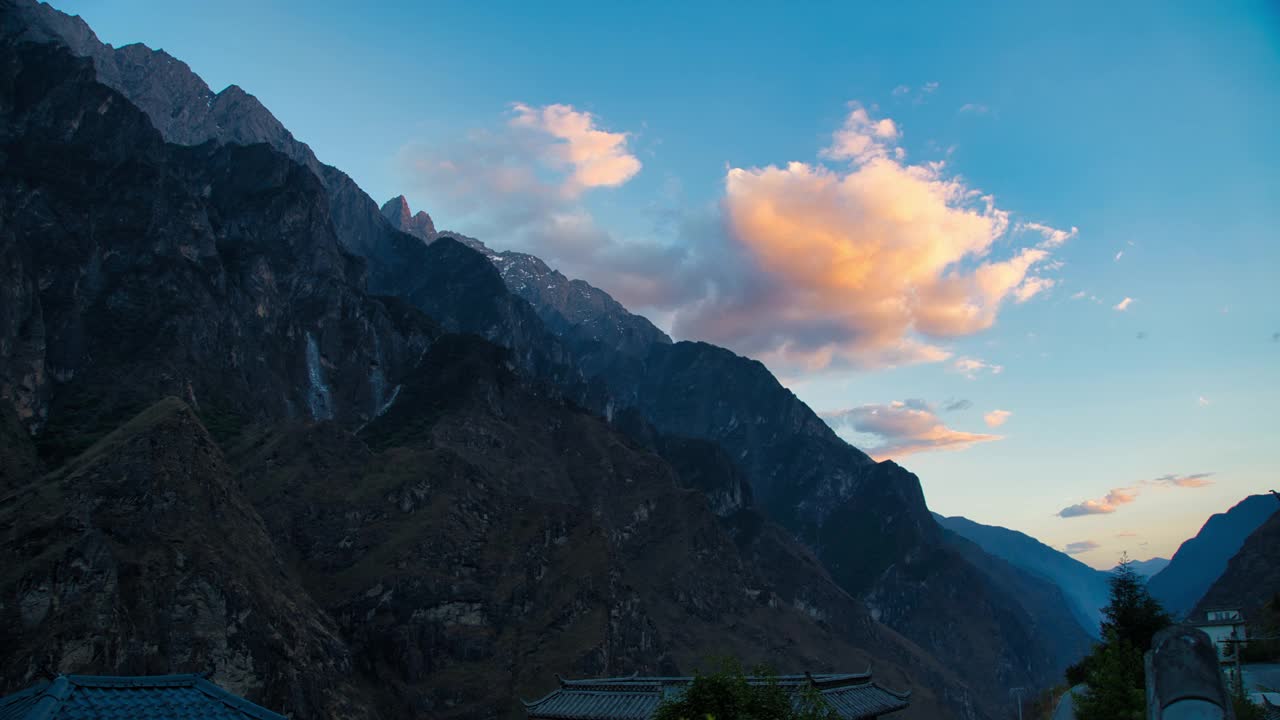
<box><xmin>1113</xmin><ymin>297</ymin><xmax>1134</xmax><ymax>312</ymax></box>
<box><xmin>1020</xmin><ymin>221</ymin><xmax>1079</xmax><ymax>249</ymax></box>
<box><xmin>959</xmin><ymin>103</ymin><xmax>990</xmax><ymax>115</ymax></box>
<box><xmin>1198</xmin><ymin>396</ymin><xmax>1210</xmax><ymax>407</ymax></box>
<box><xmin>952</xmin><ymin>357</ymin><xmax>1004</xmax><ymax>379</ymax></box>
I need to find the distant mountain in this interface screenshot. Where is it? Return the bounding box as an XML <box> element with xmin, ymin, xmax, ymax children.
<box><xmin>1194</xmin><ymin>505</ymin><xmax>1280</xmax><ymax>621</ymax></box>
<box><xmin>935</xmin><ymin>514</ymin><xmax>1111</xmax><ymax>636</ymax></box>
<box><xmin>936</xmin><ymin>527</ymin><xmax>1095</xmax><ymax>670</ymax></box>
<box><xmin>1115</xmin><ymin>557</ymin><xmax>1169</xmax><ymax>580</ymax></box>
<box><xmin>1147</xmin><ymin>495</ymin><xmax>1280</xmax><ymax>618</ymax></box>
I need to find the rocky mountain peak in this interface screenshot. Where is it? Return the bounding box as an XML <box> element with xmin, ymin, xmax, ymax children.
<box><xmin>380</xmin><ymin>194</ymin><xmax>435</xmax><ymax>239</ymax></box>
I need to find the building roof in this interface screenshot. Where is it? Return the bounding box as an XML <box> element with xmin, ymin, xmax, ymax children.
<box><xmin>524</xmin><ymin>672</ymin><xmax>910</xmax><ymax>720</ymax></box>
<box><xmin>0</xmin><ymin>674</ymin><xmax>287</xmax><ymax>720</ymax></box>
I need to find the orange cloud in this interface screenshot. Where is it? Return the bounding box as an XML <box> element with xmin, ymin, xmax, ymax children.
<box><xmin>983</xmin><ymin>409</ymin><xmax>1012</xmax><ymax>427</ymax></box>
<box><xmin>1113</xmin><ymin>297</ymin><xmax>1134</xmax><ymax>311</ymax></box>
<box><xmin>823</xmin><ymin>399</ymin><xmax>1002</xmax><ymax>460</ymax></box>
<box><xmin>1058</xmin><ymin>488</ymin><xmax>1138</xmax><ymax>517</ymax></box>
<box><xmin>684</xmin><ymin>103</ymin><xmax>1073</xmax><ymax>370</ymax></box>
<box><xmin>1058</xmin><ymin>473</ymin><xmax>1214</xmax><ymax>518</ymax></box>
<box><xmin>509</xmin><ymin>103</ymin><xmax>641</xmax><ymax>193</ymax></box>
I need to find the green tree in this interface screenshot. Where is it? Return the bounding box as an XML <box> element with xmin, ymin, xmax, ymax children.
<box><xmin>653</xmin><ymin>660</ymin><xmax>837</xmax><ymax>720</ymax></box>
<box><xmin>1074</xmin><ymin>632</ymin><xmax>1145</xmax><ymax>720</ymax></box>
<box><xmin>1068</xmin><ymin>555</ymin><xmax>1174</xmax><ymax>719</ymax></box>
<box><xmin>1101</xmin><ymin>555</ymin><xmax>1173</xmax><ymax>652</ymax></box>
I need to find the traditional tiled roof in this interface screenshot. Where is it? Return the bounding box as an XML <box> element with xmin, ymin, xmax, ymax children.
<box><xmin>524</xmin><ymin>672</ymin><xmax>910</xmax><ymax>720</ymax></box>
<box><xmin>0</xmin><ymin>674</ymin><xmax>287</xmax><ymax>720</ymax></box>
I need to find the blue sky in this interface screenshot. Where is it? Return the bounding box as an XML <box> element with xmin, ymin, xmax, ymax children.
<box><xmin>55</xmin><ymin>0</ymin><xmax>1280</xmax><ymax>568</ymax></box>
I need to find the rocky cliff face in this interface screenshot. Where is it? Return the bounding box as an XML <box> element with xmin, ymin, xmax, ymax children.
<box><xmin>0</xmin><ymin>398</ymin><xmax>373</xmax><ymax>719</ymax></box>
<box><xmin>4</xmin><ymin>0</ymin><xmax>430</xmax><ymax>296</ymax></box>
<box><xmin>380</xmin><ymin>194</ymin><xmax>436</xmax><ymax>238</ymax></box>
<box><xmin>0</xmin><ymin>35</ymin><xmax>433</xmax><ymax>459</ymax></box>
<box><xmin>383</xmin><ymin>193</ymin><xmax>671</xmax><ymax>361</ymax></box>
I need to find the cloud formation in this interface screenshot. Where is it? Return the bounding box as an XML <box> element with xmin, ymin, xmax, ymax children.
<box><xmin>403</xmin><ymin>101</ymin><xmax>1074</xmax><ymax>373</ymax></box>
<box><xmin>677</xmin><ymin>102</ymin><xmax>1071</xmax><ymax>370</ymax></box>
<box><xmin>1058</xmin><ymin>488</ymin><xmax>1138</xmax><ymax>517</ymax></box>
<box><xmin>952</xmin><ymin>357</ymin><xmax>1004</xmax><ymax>379</ymax></box>
<box><xmin>508</xmin><ymin>103</ymin><xmax>641</xmax><ymax>193</ymax></box>
<box><xmin>822</xmin><ymin>399</ymin><xmax>1002</xmax><ymax>460</ymax></box>
<box><xmin>1064</xmin><ymin>540</ymin><xmax>1101</xmax><ymax>555</ymax></box>
<box><xmin>942</xmin><ymin>398</ymin><xmax>972</xmax><ymax>412</ymax></box>
<box><xmin>1058</xmin><ymin>472</ymin><xmax>1215</xmax><ymax>518</ymax></box>
<box><xmin>983</xmin><ymin>409</ymin><xmax>1012</xmax><ymax>427</ymax></box>
<box><xmin>1150</xmin><ymin>472</ymin><xmax>1214</xmax><ymax>488</ymax></box>
<box><xmin>1113</xmin><ymin>297</ymin><xmax>1134</xmax><ymax>311</ymax></box>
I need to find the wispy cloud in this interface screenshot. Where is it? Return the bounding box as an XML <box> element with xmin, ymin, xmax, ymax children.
<box><xmin>1115</xmin><ymin>531</ymin><xmax>1139</xmax><ymax>538</ymax></box>
<box><xmin>952</xmin><ymin>357</ymin><xmax>1004</xmax><ymax>379</ymax></box>
<box><xmin>1020</xmin><ymin>221</ymin><xmax>1078</xmax><ymax>249</ymax></box>
<box><xmin>983</xmin><ymin>409</ymin><xmax>1012</xmax><ymax>427</ymax></box>
<box><xmin>1065</xmin><ymin>540</ymin><xmax>1101</xmax><ymax>555</ymax></box>
<box><xmin>959</xmin><ymin>103</ymin><xmax>991</xmax><ymax>115</ymax></box>
<box><xmin>1114</xmin><ymin>250</ymin><xmax>1124</xmax><ymax>261</ymax></box>
<box><xmin>1113</xmin><ymin>297</ymin><xmax>1134</xmax><ymax>312</ymax></box>
<box><xmin>942</xmin><ymin>398</ymin><xmax>972</xmax><ymax>412</ymax></box>
<box><xmin>822</xmin><ymin>399</ymin><xmax>1001</xmax><ymax>460</ymax></box>
<box><xmin>1150</xmin><ymin>472</ymin><xmax>1215</xmax><ymax>488</ymax></box>
<box><xmin>1058</xmin><ymin>472</ymin><xmax>1215</xmax><ymax>518</ymax></box>
<box><xmin>1198</xmin><ymin>396</ymin><xmax>1210</xmax><ymax>407</ymax></box>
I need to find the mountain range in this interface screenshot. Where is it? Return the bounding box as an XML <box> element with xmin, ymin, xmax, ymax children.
<box><xmin>1147</xmin><ymin>494</ymin><xmax>1280</xmax><ymax>619</ymax></box>
<box><xmin>1194</xmin><ymin>502</ymin><xmax>1280</xmax><ymax>621</ymax></box>
<box><xmin>935</xmin><ymin>514</ymin><xmax>1111</xmax><ymax>636</ymax></box>
<box><xmin>1118</xmin><ymin>557</ymin><xmax>1170</xmax><ymax>580</ymax></box>
<box><xmin>0</xmin><ymin>2</ymin><xmax>1153</xmax><ymax>718</ymax></box>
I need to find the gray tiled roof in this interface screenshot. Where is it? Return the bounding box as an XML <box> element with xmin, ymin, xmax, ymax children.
<box><xmin>0</xmin><ymin>674</ymin><xmax>287</xmax><ymax>720</ymax></box>
<box><xmin>524</xmin><ymin>673</ymin><xmax>910</xmax><ymax>720</ymax></box>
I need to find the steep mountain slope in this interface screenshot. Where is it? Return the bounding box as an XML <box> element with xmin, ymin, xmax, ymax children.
<box><xmin>383</xmin><ymin>194</ymin><xmax>671</xmax><ymax>359</ymax></box>
<box><xmin>0</xmin><ymin>398</ymin><xmax>375</xmax><ymax>719</ymax></box>
<box><xmin>228</xmin><ymin>334</ymin><xmax>970</xmax><ymax>719</ymax></box>
<box><xmin>2</xmin><ymin>4</ymin><xmax>1091</xmax><ymax>714</ymax></box>
<box><xmin>1148</xmin><ymin>495</ymin><xmax>1280</xmax><ymax>618</ymax></box>
<box><xmin>5</xmin><ymin>0</ymin><xmax>426</xmax><ymax>294</ymax></box>
<box><xmin>936</xmin><ymin>528</ymin><xmax>1095</xmax><ymax>676</ymax></box>
<box><xmin>0</xmin><ymin>31</ymin><xmax>983</xmax><ymax>720</ymax></box>
<box><xmin>0</xmin><ymin>34</ymin><xmax>433</xmax><ymax>458</ymax></box>
<box><xmin>936</xmin><ymin>514</ymin><xmax>1111</xmax><ymax>635</ymax></box>
<box><xmin>1193</xmin><ymin>504</ymin><xmax>1280</xmax><ymax>620</ymax></box>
